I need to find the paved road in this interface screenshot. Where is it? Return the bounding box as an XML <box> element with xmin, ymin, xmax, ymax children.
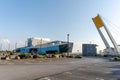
<box><xmin>0</xmin><ymin>58</ymin><xmax>120</xmax><ymax>80</ymax></box>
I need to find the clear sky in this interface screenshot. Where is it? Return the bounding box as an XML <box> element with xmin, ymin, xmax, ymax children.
<box><xmin>0</xmin><ymin>0</ymin><xmax>120</xmax><ymax>52</ymax></box>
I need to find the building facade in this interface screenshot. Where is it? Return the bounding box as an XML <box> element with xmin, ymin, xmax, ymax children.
<box><xmin>82</xmin><ymin>44</ymin><xmax>97</xmax><ymax>56</ymax></box>
<box><xmin>16</xmin><ymin>40</ymin><xmax>73</xmax><ymax>54</ymax></box>
<box><xmin>27</xmin><ymin>37</ymin><xmax>50</xmax><ymax>47</ymax></box>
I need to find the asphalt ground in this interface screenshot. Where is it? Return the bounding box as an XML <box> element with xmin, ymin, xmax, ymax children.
<box><xmin>0</xmin><ymin>57</ymin><xmax>120</xmax><ymax>80</ymax></box>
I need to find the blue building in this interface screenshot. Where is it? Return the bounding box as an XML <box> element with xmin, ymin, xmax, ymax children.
<box><xmin>82</xmin><ymin>44</ymin><xmax>97</xmax><ymax>56</ymax></box>
<box><xmin>16</xmin><ymin>41</ymin><xmax>73</xmax><ymax>54</ymax></box>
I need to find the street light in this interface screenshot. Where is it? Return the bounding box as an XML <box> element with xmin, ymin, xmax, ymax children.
<box><xmin>40</xmin><ymin>39</ymin><xmax>42</xmax><ymax>53</ymax></box>
<box><xmin>67</xmin><ymin>34</ymin><xmax>69</xmax><ymax>56</ymax></box>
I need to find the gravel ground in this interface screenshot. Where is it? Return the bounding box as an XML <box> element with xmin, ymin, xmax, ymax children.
<box><xmin>0</xmin><ymin>58</ymin><xmax>80</xmax><ymax>64</ymax></box>
<box><xmin>35</xmin><ymin>58</ymin><xmax>120</xmax><ymax>80</ymax></box>
<box><xmin>0</xmin><ymin>57</ymin><xmax>120</xmax><ymax>80</ymax></box>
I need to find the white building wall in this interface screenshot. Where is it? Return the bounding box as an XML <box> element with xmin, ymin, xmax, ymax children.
<box><xmin>27</xmin><ymin>37</ymin><xmax>50</xmax><ymax>47</ymax></box>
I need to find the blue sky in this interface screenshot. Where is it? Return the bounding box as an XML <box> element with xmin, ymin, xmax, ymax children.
<box><xmin>0</xmin><ymin>0</ymin><xmax>120</xmax><ymax>52</ymax></box>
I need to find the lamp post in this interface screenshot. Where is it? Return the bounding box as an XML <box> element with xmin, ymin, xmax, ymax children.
<box><xmin>40</xmin><ymin>39</ymin><xmax>42</xmax><ymax>53</ymax></box>
<box><xmin>67</xmin><ymin>34</ymin><xmax>69</xmax><ymax>56</ymax></box>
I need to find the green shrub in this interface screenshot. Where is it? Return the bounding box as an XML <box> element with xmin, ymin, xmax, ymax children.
<box><xmin>114</xmin><ymin>57</ymin><xmax>120</xmax><ymax>61</ymax></box>
<box><xmin>67</xmin><ymin>55</ymin><xmax>73</xmax><ymax>58</ymax></box>
<box><xmin>54</xmin><ymin>51</ymin><xmax>58</xmax><ymax>54</ymax></box>
<box><xmin>75</xmin><ymin>55</ymin><xmax>82</xmax><ymax>58</ymax></box>
<box><xmin>61</xmin><ymin>54</ymin><xmax>67</xmax><ymax>58</ymax></box>
<box><xmin>15</xmin><ymin>56</ymin><xmax>20</xmax><ymax>60</ymax></box>
<box><xmin>37</xmin><ymin>54</ymin><xmax>46</xmax><ymax>58</ymax></box>
<box><xmin>18</xmin><ymin>53</ymin><xmax>31</xmax><ymax>59</ymax></box>
<box><xmin>10</xmin><ymin>52</ymin><xmax>14</xmax><ymax>55</ymax></box>
<box><xmin>33</xmin><ymin>55</ymin><xmax>37</xmax><ymax>59</ymax></box>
